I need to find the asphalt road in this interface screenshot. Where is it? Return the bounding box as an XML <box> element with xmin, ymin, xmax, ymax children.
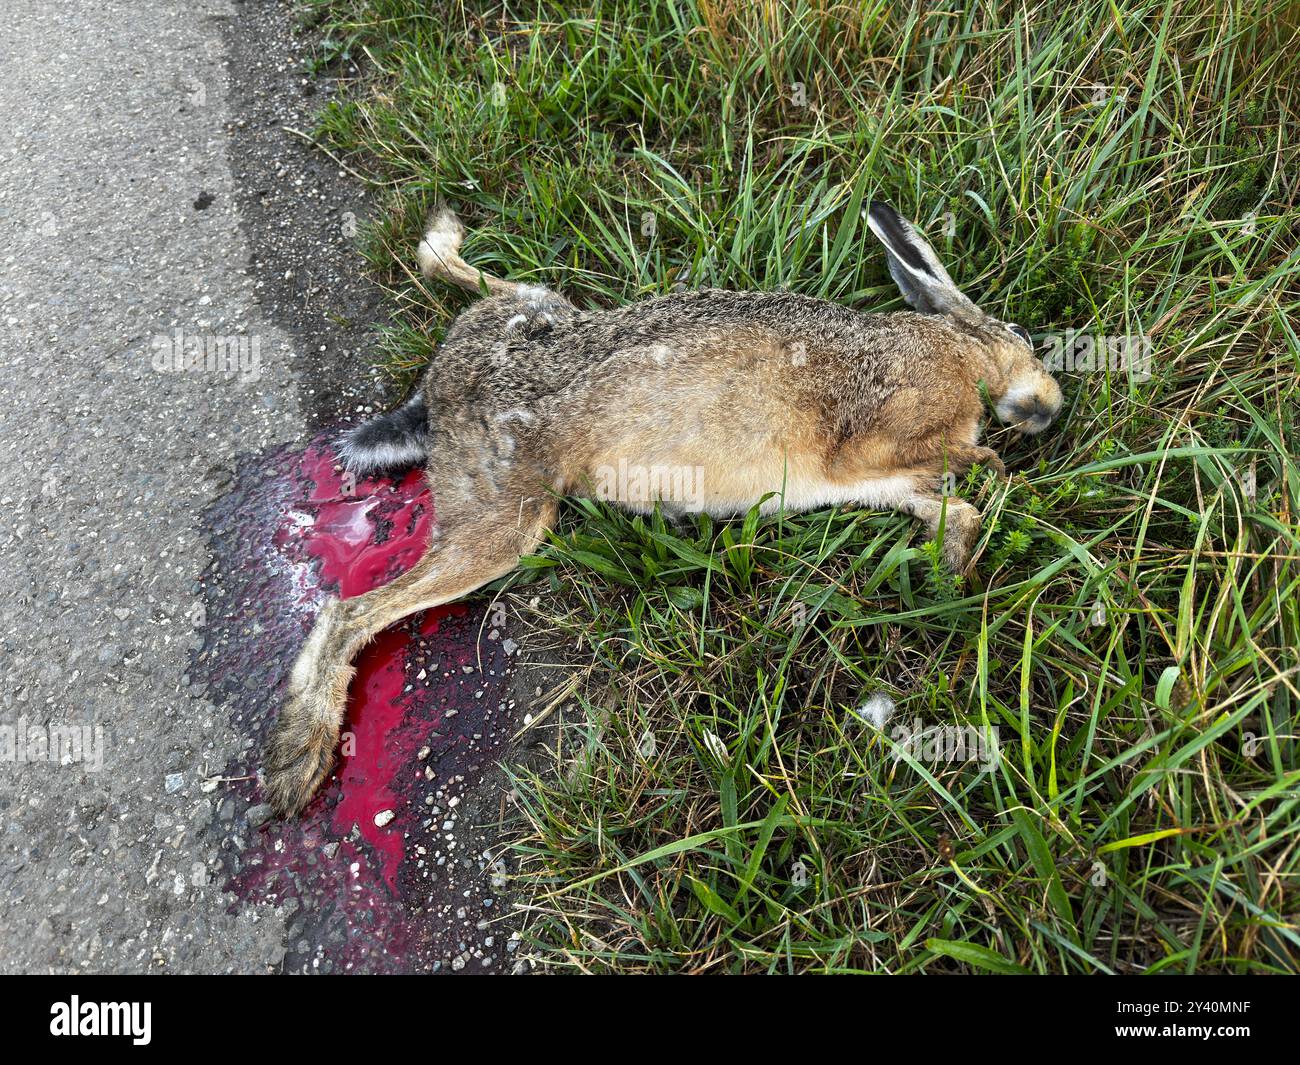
<box><xmin>0</xmin><ymin>0</ymin><xmax>329</xmax><ymax>972</ymax></box>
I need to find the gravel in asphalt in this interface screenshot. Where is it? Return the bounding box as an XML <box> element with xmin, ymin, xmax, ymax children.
<box><xmin>0</xmin><ymin>0</ymin><xmax>337</xmax><ymax>973</ymax></box>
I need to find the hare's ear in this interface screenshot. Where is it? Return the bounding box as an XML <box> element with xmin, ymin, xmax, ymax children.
<box><xmin>867</xmin><ymin>202</ymin><xmax>976</xmax><ymax>316</ymax></box>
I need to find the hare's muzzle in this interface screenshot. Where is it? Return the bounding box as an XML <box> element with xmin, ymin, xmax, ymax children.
<box><xmin>1010</xmin><ymin>398</ymin><xmax>1058</xmax><ymax>434</ymax></box>
<box><xmin>995</xmin><ymin>373</ymin><xmax>1063</xmax><ymax>434</ymax></box>
<box><xmin>999</xmin><ymin>393</ymin><xmax>1061</xmax><ymax>434</ymax></box>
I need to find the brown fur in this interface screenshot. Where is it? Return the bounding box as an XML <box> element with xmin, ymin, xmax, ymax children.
<box><xmin>265</xmin><ymin>202</ymin><xmax>1063</xmax><ymax>816</ymax></box>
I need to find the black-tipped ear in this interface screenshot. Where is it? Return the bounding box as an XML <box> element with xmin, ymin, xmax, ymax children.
<box><xmin>868</xmin><ymin>202</ymin><xmax>931</xmax><ymax>274</ymax></box>
<box><xmin>867</xmin><ymin>201</ymin><xmax>975</xmax><ymax>316</ymax></box>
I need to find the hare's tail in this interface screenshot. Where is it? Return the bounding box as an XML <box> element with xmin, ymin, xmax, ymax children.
<box><xmin>417</xmin><ymin>207</ymin><xmax>522</xmax><ymax>297</ymax></box>
<box><xmin>337</xmin><ymin>394</ymin><xmax>428</xmax><ymax>476</ymax></box>
<box><xmin>336</xmin><ymin>207</ymin><xmax>526</xmax><ymax>478</ymax></box>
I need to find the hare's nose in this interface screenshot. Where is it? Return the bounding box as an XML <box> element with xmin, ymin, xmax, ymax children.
<box><xmin>1011</xmin><ymin>397</ymin><xmax>1059</xmax><ymax>432</ymax></box>
<box><xmin>1012</xmin><ymin>398</ymin><xmax>1054</xmax><ymax>420</ymax></box>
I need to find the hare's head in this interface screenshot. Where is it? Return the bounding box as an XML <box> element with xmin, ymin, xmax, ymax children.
<box><xmin>867</xmin><ymin>202</ymin><xmax>1062</xmax><ymax>434</ymax></box>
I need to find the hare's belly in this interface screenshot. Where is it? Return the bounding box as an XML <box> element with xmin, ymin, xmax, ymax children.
<box><xmin>579</xmin><ymin>432</ymin><xmax>916</xmax><ymax>517</ymax></box>
<box><xmin>688</xmin><ymin>466</ymin><xmax>917</xmax><ymax>517</ymax></box>
<box><xmin>579</xmin><ymin>462</ymin><xmax>916</xmax><ymax>517</ymax></box>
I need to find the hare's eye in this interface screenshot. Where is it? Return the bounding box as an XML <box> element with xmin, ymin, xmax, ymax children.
<box><xmin>1008</xmin><ymin>323</ymin><xmax>1032</xmax><ymax>345</ymax></box>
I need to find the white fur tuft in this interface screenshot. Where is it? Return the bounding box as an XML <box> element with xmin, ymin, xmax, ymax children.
<box><xmin>854</xmin><ymin>692</ymin><xmax>897</xmax><ymax>730</ymax></box>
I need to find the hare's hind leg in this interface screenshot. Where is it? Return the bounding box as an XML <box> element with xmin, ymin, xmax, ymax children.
<box><xmin>418</xmin><ymin>208</ymin><xmax>570</xmax><ymax>313</ymax></box>
<box><xmin>265</xmin><ymin>460</ymin><xmax>557</xmax><ymax>817</ymax></box>
<box><xmin>417</xmin><ymin>208</ymin><xmax>517</xmax><ymax>295</ymax></box>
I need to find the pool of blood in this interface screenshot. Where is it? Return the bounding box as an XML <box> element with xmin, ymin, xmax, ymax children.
<box><xmin>192</xmin><ymin>433</ymin><xmax>513</xmax><ymax>972</ymax></box>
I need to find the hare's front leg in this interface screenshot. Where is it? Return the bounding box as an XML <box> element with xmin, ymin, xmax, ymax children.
<box><xmin>825</xmin><ymin>471</ymin><xmax>982</xmax><ymax>571</ymax></box>
<box><xmin>902</xmin><ymin>487</ymin><xmax>982</xmax><ymax>571</ymax></box>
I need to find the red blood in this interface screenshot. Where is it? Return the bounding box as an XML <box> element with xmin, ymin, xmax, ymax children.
<box><xmin>209</xmin><ymin>435</ymin><xmax>508</xmax><ymax>972</ymax></box>
<box><xmin>276</xmin><ymin>447</ymin><xmax>433</xmax><ymax>602</ymax></box>
<box><xmin>273</xmin><ymin>443</ymin><xmax>480</xmax><ymax>888</ymax></box>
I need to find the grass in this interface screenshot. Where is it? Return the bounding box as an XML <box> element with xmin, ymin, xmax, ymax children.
<box><xmin>302</xmin><ymin>0</ymin><xmax>1299</xmax><ymax>973</ymax></box>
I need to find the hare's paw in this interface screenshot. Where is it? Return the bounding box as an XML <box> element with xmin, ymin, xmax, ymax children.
<box><xmin>263</xmin><ymin>599</ymin><xmax>350</xmax><ymax>818</ymax></box>
<box><xmin>264</xmin><ymin>683</ymin><xmax>341</xmax><ymax>818</ymax></box>
<box><xmin>938</xmin><ymin>501</ymin><xmax>981</xmax><ymax>572</ymax></box>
